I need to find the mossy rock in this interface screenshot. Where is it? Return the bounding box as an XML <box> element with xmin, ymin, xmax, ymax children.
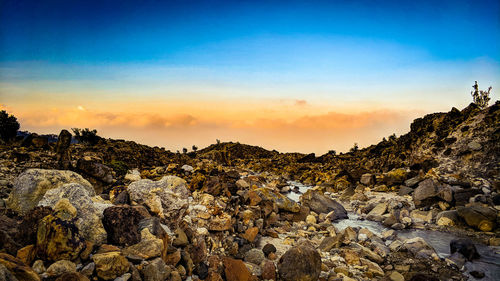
<box><xmin>36</xmin><ymin>213</ymin><xmax>85</xmax><ymax>262</ymax></box>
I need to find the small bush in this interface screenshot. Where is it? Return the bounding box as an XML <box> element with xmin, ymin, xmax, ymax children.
<box><xmin>107</xmin><ymin>160</ymin><xmax>129</xmax><ymax>177</ymax></box>
<box><xmin>349</xmin><ymin>142</ymin><xmax>359</xmax><ymax>153</ymax></box>
<box><xmin>72</xmin><ymin>128</ymin><xmax>102</xmax><ymax>145</ymax></box>
<box><xmin>0</xmin><ymin>110</ymin><xmax>20</xmax><ymax>142</ymax></box>
<box><xmin>471</xmin><ymin>81</ymin><xmax>492</xmax><ymax>109</ymax></box>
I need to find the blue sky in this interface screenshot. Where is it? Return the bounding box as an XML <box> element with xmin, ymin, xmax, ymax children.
<box><xmin>0</xmin><ymin>0</ymin><xmax>499</xmax><ymax>153</ymax></box>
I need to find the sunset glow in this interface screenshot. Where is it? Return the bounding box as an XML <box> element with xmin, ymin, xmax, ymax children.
<box><xmin>1</xmin><ymin>0</ymin><xmax>498</xmax><ymax>154</ymax></box>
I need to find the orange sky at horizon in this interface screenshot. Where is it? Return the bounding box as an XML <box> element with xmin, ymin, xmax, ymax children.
<box><xmin>1</xmin><ymin>99</ymin><xmax>430</xmax><ymax>154</ymax></box>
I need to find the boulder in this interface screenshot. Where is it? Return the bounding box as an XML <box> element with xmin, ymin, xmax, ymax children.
<box><xmin>127</xmin><ymin>176</ymin><xmax>190</xmax><ymax>220</ymax></box>
<box><xmin>457</xmin><ymin>205</ymin><xmax>496</xmax><ymax>231</ymax></box>
<box><xmin>436</xmin><ymin>210</ymin><xmax>459</xmax><ymax>226</ymax></box>
<box><xmin>385</xmin><ymin>168</ymin><xmax>408</xmax><ymax>186</ymax></box>
<box><xmin>450</xmin><ymin>239</ymin><xmax>479</xmax><ymax>261</ymax></box>
<box><xmin>55</xmin><ymin>130</ymin><xmax>72</xmax><ymax>170</ymax></box>
<box><xmin>254</xmin><ymin>187</ymin><xmax>300</xmax><ymax>212</ymax></box>
<box><xmin>102</xmin><ymin>206</ymin><xmax>145</xmax><ymax>246</ymax></box>
<box><xmin>360</xmin><ymin>174</ymin><xmax>374</xmax><ymax>186</ymax></box>
<box><xmin>141</xmin><ymin>258</ymin><xmax>170</xmax><ymax>281</ymax></box>
<box><xmin>16</xmin><ymin>207</ymin><xmax>53</xmax><ymax>245</ymax></box>
<box><xmin>403</xmin><ymin>237</ymin><xmax>436</xmax><ymax>259</ymax></box>
<box><xmin>124</xmin><ymin>169</ymin><xmax>141</xmax><ymax>182</ymax></box>
<box><xmin>222</xmin><ymin>257</ymin><xmax>252</xmax><ymax>281</ymax></box>
<box><xmin>277</xmin><ymin>242</ymin><xmax>321</xmax><ymax>281</ymax></box>
<box><xmin>453</xmin><ymin>188</ymin><xmax>482</xmax><ymax>206</ymax></box>
<box><xmin>300</xmin><ymin>190</ymin><xmax>347</xmax><ymax>220</ymax></box>
<box><xmin>38</xmin><ymin>183</ymin><xmax>108</xmax><ymax>244</ymax></box>
<box><xmin>122</xmin><ymin>228</ymin><xmax>164</xmax><ymax>260</ymax></box>
<box><xmin>241</xmin><ymin>227</ymin><xmax>259</xmax><ymax>242</ymax></box>
<box><xmin>262</xmin><ymin>244</ymin><xmax>277</xmax><ymax>257</ymax></box>
<box><xmin>36</xmin><ymin>212</ymin><xmax>85</xmax><ymax>261</ymax></box>
<box><xmin>92</xmin><ymin>251</ymin><xmax>129</xmax><ymax>280</ymax></box>
<box><xmin>412</xmin><ymin>179</ymin><xmax>441</xmax><ymax>207</ymax></box>
<box><xmin>367</xmin><ymin>202</ymin><xmax>388</xmax><ymax>217</ymax></box>
<box><xmin>46</xmin><ymin>260</ymin><xmax>76</xmax><ymax>277</ymax></box>
<box><xmin>261</xmin><ymin>260</ymin><xmax>277</xmax><ymax>280</ymax></box>
<box><xmin>0</xmin><ymin>214</ymin><xmax>22</xmax><ymax>255</ymax></box>
<box><xmin>6</xmin><ymin>169</ymin><xmax>94</xmax><ymax>214</ymax></box>
<box><xmin>0</xmin><ymin>253</ymin><xmax>40</xmax><ymax>281</ymax></box>
<box><xmin>244</xmin><ymin>248</ymin><xmax>265</xmax><ymax>265</ymax></box>
<box><xmin>76</xmin><ymin>157</ymin><xmax>114</xmax><ymax>184</ymax></box>
<box><xmin>398</xmin><ymin>186</ymin><xmax>413</xmax><ymax>196</ymax></box>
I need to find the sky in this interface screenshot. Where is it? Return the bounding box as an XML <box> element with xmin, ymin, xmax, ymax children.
<box><xmin>0</xmin><ymin>0</ymin><xmax>499</xmax><ymax>154</ymax></box>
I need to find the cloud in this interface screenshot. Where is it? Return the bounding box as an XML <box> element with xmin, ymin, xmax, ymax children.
<box><xmin>295</xmin><ymin>99</ymin><xmax>307</xmax><ymax>106</ymax></box>
<box><xmin>11</xmin><ymin>105</ymin><xmax>420</xmax><ymax>154</ymax></box>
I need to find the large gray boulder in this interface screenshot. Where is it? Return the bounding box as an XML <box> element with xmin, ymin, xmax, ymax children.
<box><xmin>127</xmin><ymin>176</ymin><xmax>190</xmax><ymax>220</ymax></box>
<box><xmin>6</xmin><ymin>169</ymin><xmax>94</xmax><ymax>214</ymax></box>
<box><xmin>412</xmin><ymin>178</ymin><xmax>446</xmax><ymax>207</ymax></box>
<box><xmin>38</xmin><ymin>183</ymin><xmax>109</xmax><ymax>244</ymax></box>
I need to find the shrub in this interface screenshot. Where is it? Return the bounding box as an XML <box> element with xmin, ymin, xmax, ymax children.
<box><xmin>0</xmin><ymin>110</ymin><xmax>20</xmax><ymax>142</ymax></box>
<box><xmin>349</xmin><ymin>142</ymin><xmax>359</xmax><ymax>153</ymax></box>
<box><xmin>71</xmin><ymin>128</ymin><xmax>102</xmax><ymax>145</ymax></box>
<box><xmin>471</xmin><ymin>81</ymin><xmax>492</xmax><ymax>109</ymax></box>
<box><xmin>107</xmin><ymin>160</ymin><xmax>129</xmax><ymax>177</ymax></box>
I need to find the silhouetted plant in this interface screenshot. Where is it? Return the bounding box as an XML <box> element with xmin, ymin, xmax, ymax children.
<box><xmin>182</xmin><ymin>147</ymin><xmax>188</xmax><ymax>154</ymax></box>
<box><xmin>471</xmin><ymin>81</ymin><xmax>492</xmax><ymax>109</ymax></box>
<box><xmin>192</xmin><ymin>145</ymin><xmax>198</xmax><ymax>152</ymax></box>
<box><xmin>328</xmin><ymin>150</ymin><xmax>336</xmax><ymax>155</ymax></box>
<box><xmin>349</xmin><ymin>142</ymin><xmax>359</xmax><ymax>153</ymax></box>
<box><xmin>0</xmin><ymin>110</ymin><xmax>20</xmax><ymax>142</ymax></box>
<box><xmin>71</xmin><ymin>128</ymin><xmax>101</xmax><ymax>145</ymax></box>
<box><xmin>388</xmin><ymin>133</ymin><xmax>397</xmax><ymax>141</ymax></box>
<box><xmin>216</xmin><ymin>139</ymin><xmax>221</xmax><ymax>145</ymax></box>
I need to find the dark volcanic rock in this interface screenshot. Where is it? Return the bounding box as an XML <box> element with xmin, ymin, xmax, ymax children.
<box><xmin>300</xmin><ymin>189</ymin><xmax>347</xmax><ymax>220</ymax></box>
<box><xmin>453</xmin><ymin>188</ymin><xmax>482</xmax><ymax>206</ymax></box>
<box><xmin>76</xmin><ymin>158</ymin><xmax>114</xmax><ymax>184</ymax></box>
<box><xmin>277</xmin><ymin>242</ymin><xmax>321</xmax><ymax>281</ymax></box>
<box><xmin>17</xmin><ymin>206</ymin><xmax>53</xmax><ymax>246</ymax></box>
<box><xmin>102</xmin><ymin>206</ymin><xmax>145</xmax><ymax>246</ymax></box>
<box><xmin>450</xmin><ymin>239</ymin><xmax>479</xmax><ymax>261</ymax></box>
<box><xmin>262</xmin><ymin>243</ymin><xmax>277</xmax><ymax>257</ymax></box>
<box><xmin>55</xmin><ymin>129</ymin><xmax>73</xmax><ymax>170</ymax></box>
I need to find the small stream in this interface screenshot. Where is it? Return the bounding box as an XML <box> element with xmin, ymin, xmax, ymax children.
<box><xmin>284</xmin><ymin>182</ymin><xmax>500</xmax><ymax>281</ymax></box>
<box><xmin>334</xmin><ymin>214</ymin><xmax>500</xmax><ymax>281</ymax></box>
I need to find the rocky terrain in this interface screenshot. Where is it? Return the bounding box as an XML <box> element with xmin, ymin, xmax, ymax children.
<box><xmin>0</xmin><ymin>101</ymin><xmax>499</xmax><ymax>281</ymax></box>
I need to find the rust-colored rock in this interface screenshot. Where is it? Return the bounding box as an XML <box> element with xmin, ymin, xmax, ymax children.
<box><xmin>16</xmin><ymin>245</ymin><xmax>36</xmax><ymax>266</ymax></box>
<box><xmin>223</xmin><ymin>257</ymin><xmax>252</xmax><ymax>281</ymax></box>
<box><xmin>241</xmin><ymin>227</ymin><xmax>259</xmax><ymax>242</ymax></box>
<box><xmin>0</xmin><ymin>253</ymin><xmax>41</xmax><ymax>281</ymax></box>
